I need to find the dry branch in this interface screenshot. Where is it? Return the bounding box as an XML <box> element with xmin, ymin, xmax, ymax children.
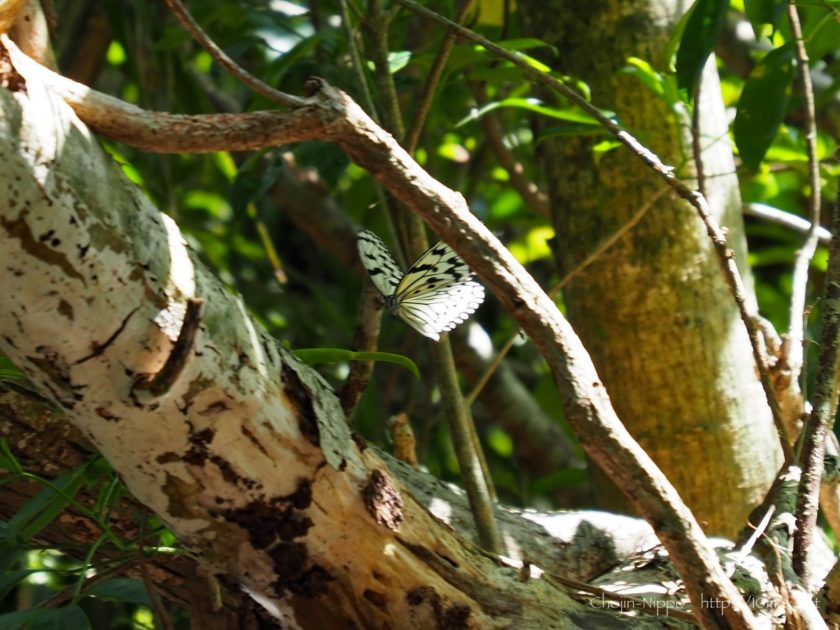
<box><xmin>0</xmin><ymin>38</ymin><xmax>761</xmax><ymax>628</ymax></box>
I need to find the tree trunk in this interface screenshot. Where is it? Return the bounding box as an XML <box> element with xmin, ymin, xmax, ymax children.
<box><xmin>520</xmin><ymin>0</ymin><xmax>783</xmax><ymax>536</ymax></box>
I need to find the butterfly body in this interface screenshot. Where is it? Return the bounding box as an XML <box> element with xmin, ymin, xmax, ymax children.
<box><xmin>357</xmin><ymin>229</ymin><xmax>485</xmax><ymax>341</ymax></box>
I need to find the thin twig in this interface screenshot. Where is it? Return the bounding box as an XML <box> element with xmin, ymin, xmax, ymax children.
<box><xmin>336</xmin><ymin>0</ymin><xmax>395</xmax><ymax>417</ymax></box>
<box><xmin>786</xmin><ymin>3</ymin><xmax>823</xmax><ymax>404</ymax></box>
<box><xmin>467</xmin><ymin>187</ymin><xmax>668</xmax><ymax>405</ymax></box>
<box><xmin>470</xmin><ymin>81</ymin><xmax>550</xmax><ymax>216</ymax></box>
<box><xmin>744</xmin><ymin>203</ymin><xmax>831</xmax><ymax>244</ymax></box>
<box><xmin>338</xmin><ymin>284</ymin><xmax>382</xmax><ymax>420</ymax></box>
<box><xmin>393</xmin><ymin>0</ymin><xmax>792</xmax><ymax>464</ymax></box>
<box><xmin>691</xmin><ymin>77</ymin><xmax>707</xmax><ymax>199</ymax></box>
<box><xmin>162</xmin><ymin>0</ymin><xmax>305</xmax><ymax>108</ymax></box>
<box><xmin>140</xmin><ymin>560</ymin><xmax>175</xmax><ymax>630</ymax></box>
<box><xmin>339</xmin><ymin>0</ymin><xmax>378</xmax><ymax>120</ymax></box>
<box><xmin>793</xmin><ymin>185</ymin><xmax>840</xmax><ymax>585</ymax></box>
<box><xmin>365</xmin><ymin>0</ymin><xmax>500</xmax><ymax>553</ymax></box>
<box><xmin>133</xmin><ymin>298</ymin><xmax>204</xmax><ymax>398</ymax></box>
<box><xmin>365</xmin><ymin>0</ymin><xmax>404</xmax><ymax>139</ymax></box>
<box><xmin>403</xmin><ymin>0</ymin><xmax>475</xmax><ymax>153</ymax></box>
<box><xmin>250</xmin><ymin>208</ymin><xmax>288</xmax><ymax>285</ymax></box>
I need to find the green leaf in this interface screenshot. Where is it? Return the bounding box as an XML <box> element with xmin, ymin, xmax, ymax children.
<box><xmin>530</xmin><ymin>469</ymin><xmax>589</xmax><ymax>496</ymax></box>
<box><xmin>0</xmin><ymin>356</ymin><xmax>26</xmax><ymax>382</ymax></box>
<box><xmin>0</xmin><ymin>604</ymin><xmax>90</xmax><ymax>630</ymax></box>
<box><xmin>0</xmin><ymin>438</ymin><xmax>23</xmax><ymax>474</ymax></box>
<box><xmin>733</xmin><ymin>45</ymin><xmax>795</xmax><ymax>170</ymax></box>
<box><xmin>457</xmin><ymin>97</ymin><xmax>606</xmax><ymax>128</ymax></box>
<box><xmin>676</xmin><ymin>0</ymin><xmax>730</xmax><ymax>95</ymax></box>
<box><xmin>388</xmin><ymin>51</ymin><xmax>412</xmax><ymax>74</ymax></box>
<box><xmin>86</xmin><ymin>578</ymin><xmax>152</xmax><ymax>606</ymax></box>
<box><xmin>5</xmin><ymin>464</ymin><xmax>91</xmax><ymax>546</ymax></box>
<box><xmin>494</xmin><ymin>37</ymin><xmax>558</xmax><ymax>56</ymax></box>
<box><xmin>486</xmin><ymin>427</ymin><xmax>513</xmax><ymax>457</ymax></box>
<box><xmin>744</xmin><ymin>0</ymin><xmax>786</xmax><ymax>37</ymax></box>
<box><xmin>292</xmin><ymin>348</ymin><xmax>419</xmax><ymax>378</ymax></box>
<box><xmin>621</xmin><ymin>57</ymin><xmax>684</xmax><ymax>112</ymax></box>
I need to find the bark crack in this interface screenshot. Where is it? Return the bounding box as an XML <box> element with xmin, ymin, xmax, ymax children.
<box><xmin>74</xmin><ymin>305</ymin><xmax>140</xmax><ymax>365</ymax></box>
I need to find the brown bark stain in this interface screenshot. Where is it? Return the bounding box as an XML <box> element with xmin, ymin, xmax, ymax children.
<box><xmin>162</xmin><ymin>472</ymin><xmax>203</xmax><ymax>519</ymax></box>
<box><xmin>95</xmin><ymin>406</ymin><xmax>120</xmax><ymax>422</ymax></box>
<box><xmin>57</xmin><ymin>298</ymin><xmax>74</xmax><ymax>320</ymax></box>
<box><xmin>239</xmin><ymin>423</ymin><xmax>269</xmax><ymax>457</ymax></box>
<box><xmin>26</xmin><ymin>348</ymin><xmax>78</xmax><ymax>405</ymax></box>
<box><xmin>362</xmin><ymin>469</ymin><xmax>403</xmax><ymax>532</ymax></box>
<box><xmin>281</xmin><ymin>363</ymin><xmax>319</xmax><ymax>445</ymax></box>
<box><xmin>178</xmin><ymin>375</ymin><xmax>215</xmax><ymax>414</ymax></box>
<box><xmin>406</xmin><ymin>586</ymin><xmax>472</xmax><ymax>630</ymax></box>
<box><xmin>362</xmin><ymin>588</ymin><xmax>388</xmax><ymax>611</ymax></box>
<box><xmin>183</xmin><ymin>426</ymin><xmax>258</xmax><ymax>491</ymax></box>
<box><xmin>219</xmin><ymin>478</ymin><xmax>333</xmax><ymax>599</ymax></box>
<box><xmin>0</xmin><ymin>43</ymin><xmax>26</xmax><ymax>92</ymax></box>
<box><xmin>1</xmin><ymin>215</ymin><xmax>84</xmax><ymax>281</ymax></box>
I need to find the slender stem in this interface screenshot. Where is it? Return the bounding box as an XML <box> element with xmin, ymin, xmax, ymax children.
<box><xmin>793</xmin><ymin>185</ymin><xmax>840</xmax><ymax>584</ymax></box>
<box><xmin>403</xmin><ymin>0</ymin><xmax>475</xmax><ymax>153</ymax></box>
<box><xmin>431</xmin><ymin>336</ymin><xmax>500</xmax><ymax>551</ymax></box>
<box><xmin>365</xmin><ymin>0</ymin><xmax>500</xmax><ymax>552</ymax></box>
<box><xmin>340</xmin><ymin>0</ymin><xmax>378</xmax><ymax>120</ymax></box>
<box><xmin>393</xmin><ymin>0</ymin><xmax>791</xmax><ymax>462</ymax></box>
<box><xmin>337</xmin><ymin>2</ymin><xmax>389</xmax><ymax>418</ymax></box>
<box><xmin>249</xmin><ymin>204</ymin><xmax>287</xmax><ymax>285</ymax></box>
<box><xmin>339</xmin><ymin>284</ymin><xmax>383</xmax><ymax>420</ymax></box>
<box><xmin>786</xmin><ymin>3</ymin><xmax>823</xmax><ymax>400</ymax></box>
<box><xmin>366</xmin><ymin>0</ymin><xmax>404</xmax><ymax>139</ymax></box>
<box><xmin>691</xmin><ymin>77</ymin><xmax>707</xmax><ymax>199</ymax></box>
<box><xmin>744</xmin><ymin>203</ymin><xmax>831</xmax><ymax>243</ymax></box>
<box><xmin>470</xmin><ymin>81</ymin><xmax>550</xmax><ymax>216</ymax></box>
<box><xmin>162</xmin><ymin>0</ymin><xmax>305</xmax><ymax>108</ymax></box>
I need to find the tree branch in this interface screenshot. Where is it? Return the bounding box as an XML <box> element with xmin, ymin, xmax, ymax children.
<box><xmin>785</xmin><ymin>3</ymin><xmax>823</xmax><ymax>415</ymax></box>
<box><xmin>793</xmin><ymin>185</ymin><xmax>840</xmax><ymax>584</ymax></box>
<box><xmin>392</xmin><ymin>0</ymin><xmax>791</xmax><ymax>466</ymax></box>
<box><xmin>2</xmin><ymin>40</ymin><xmax>758</xmax><ymax>628</ymax></box>
<box><xmin>161</xmin><ymin>0</ymin><xmax>304</xmax><ymax>108</ymax></box>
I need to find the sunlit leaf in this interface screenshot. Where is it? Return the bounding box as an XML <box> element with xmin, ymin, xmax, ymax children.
<box><xmin>457</xmin><ymin>97</ymin><xmax>606</xmax><ymax>128</ymax></box>
<box><xmin>487</xmin><ymin>427</ymin><xmax>513</xmax><ymax>457</ymax></box>
<box><xmin>292</xmin><ymin>348</ymin><xmax>420</xmax><ymax>378</ymax></box>
<box><xmin>388</xmin><ymin>50</ymin><xmax>412</xmax><ymax>74</ymax></box>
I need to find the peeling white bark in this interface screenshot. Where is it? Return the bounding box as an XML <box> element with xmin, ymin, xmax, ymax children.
<box><xmin>0</xmin><ymin>53</ymin><xmax>664</xmax><ymax>628</ymax></box>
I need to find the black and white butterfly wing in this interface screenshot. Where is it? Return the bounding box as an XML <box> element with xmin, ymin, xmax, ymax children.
<box><xmin>357</xmin><ymin>229</ymin><xmax>403</xmax><ymax>297</ymax></box>
<box><xmin>395</xmin><ymin>280</ymin><xmax>485</xmax><ymax>341</ymax></box>
<box><xmin>392</xmin><ymin>240</ymin><xmax>485</xmax><ymax>341</ymax></box>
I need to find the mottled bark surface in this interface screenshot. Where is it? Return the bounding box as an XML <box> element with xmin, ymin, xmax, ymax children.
<box><xmin>520</xmin><ymin>0</ymin><xmax>782</xmax><ymax>535</ymax></box>
<box><xmin>0</xmin><ymin>53</ymin><xmax>664</xmax><ymax>628</ymax></box>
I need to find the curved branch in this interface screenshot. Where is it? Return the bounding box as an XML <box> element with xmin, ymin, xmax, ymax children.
<box><xmin>2</xmin><ymin>41</ymin><xmax>758</xmax><ymax>627</ymax></box>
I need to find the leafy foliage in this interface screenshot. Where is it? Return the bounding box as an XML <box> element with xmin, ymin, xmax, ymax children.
<box><xmin>2</xmin><ymin>0</ymin><xmax>840</xmax><ymax>626</ymax></box>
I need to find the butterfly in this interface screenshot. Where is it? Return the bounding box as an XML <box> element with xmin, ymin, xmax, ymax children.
<box><xmin>357</xmin><ymin>229</ymin><xmax>485</xmax><ymax>341</ymax></box>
